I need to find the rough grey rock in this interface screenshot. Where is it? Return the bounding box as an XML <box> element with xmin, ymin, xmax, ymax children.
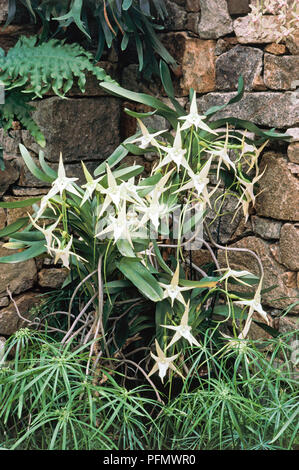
<box><xmin>38</xmin><ymin>268</ymin><xmax>69</xmax><ymax>289</ymax></box>
<box><xmin>0</xmin><ymin>129</ymin><xmax>22</xmax><ymax>157</ymax></box>
<box><xmin>288</xmin><ymin>142</ymin><xmax>299</xmax><ymax>164</ymax></box>
<box><xmin>121</xmin><ymin>64</ymin><xmax>162</xmax><ymax>96</ymax></box>
<box><xmin>198</xmin><ymin>0</ymin><xmax>233</xmax><ymax>39</ymax></box>
<box><xmin>0</xmin><ymin>208</ymin><xmax>6</xmax><ymax>230</ymax></box>
<box><xmin>264</xmin><ymin>54</ymin><xmax>299</xmax><ymax>90</ymax></box>
<box><xmin>286</xmin><ymin>128</ymin><xmax>299</xmax><ymax>142</ymax></box>
<box><xmin>0</xmin><ymin>0</ymin><xmax>8</xmax><ymax>23</ymax></box>
<box><xmin>0</xmin><ymin>243</ymin><xmax>37</xmax><ymax>297</ymax></box>
<box><xmin>227</xmin><ymin>0</ymin><xmax>250</xmax><ymax>15</ymax></box>
<box><xmin>164</xmin><ymin>0</ymin><xmax>188</xmax><ymax>31</ymax></box>
<box><xmin>0</xmin><ymin>297</ymin><xmax>9</xmax><ymax>308</ymax></box>
<box><xmin>216</xmin><ymin>45</ymin><xmax>263</xmax><ymax>91</ymax></box>
<box><xmin>286</xmin><ymin>30</ymin><xmax>299</xmax><ymax>55</ymax></box>
<box><xmin>204</xmin><ymin>188</ymin><xmax>244</xmax><ymax>244</ymax></box>
<box><xmin>252</xmin><ymin>216</ymin><xmax>282</xmax><ymax>240</ymax></box>
<box><xmin>196</xmin><ymin>92</ymin><xmax>299</xmax><ymax>128</ymax></box>
<box><xmin>0</xmin><ymin>292</ymin><xmax>41</xmax><ymax>335</ymax></box>
<box><xmin>280</xmin><ymin>224</ymin><xmax>299</xmax><ymax>270</ymax></box>
<box><xmin>25</xmin><ymin>97</ymin><xmax>121</xmax><ymax>163</ymax></box>
<box><xmin>256</xmin><ymin>153</ymin><xmax>299</xmax><ymax>221</ymax></box>
<box><xmin>0</xmin><ymin>160</ymin><xmax>19</xmax><ymax>197</ymax></box>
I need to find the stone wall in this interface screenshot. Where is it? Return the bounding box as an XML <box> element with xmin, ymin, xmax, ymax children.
<box><xmin>0</xmin><ymin>0</ymin><xmax>298</xmax><ymax>336</ymax></box>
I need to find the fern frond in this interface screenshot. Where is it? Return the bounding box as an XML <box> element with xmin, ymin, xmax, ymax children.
<box><xmin>0</xmin><ymin>91</ymin><xmax>46</xmax><ymax>147</ymax></box>
<box><xmin>0</xmin><ymin>35</ymin><xmax>117</xmax><ymax>99</ymax></box>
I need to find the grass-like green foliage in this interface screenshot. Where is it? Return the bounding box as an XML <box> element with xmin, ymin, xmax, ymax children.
<box><xmin>0</xmin><ymin>327</ymin><xmax>298</xmax><ymax>450</ymax></box>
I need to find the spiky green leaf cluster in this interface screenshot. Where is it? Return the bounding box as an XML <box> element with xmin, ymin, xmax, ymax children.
<box><xmin>6</xmin><ymin>0</ymin><xmax>175</xmax><ymax>79</ymax></box>
<box><xmin>0</xmin><ymin>35</ymin><xmax>116</xmax><ymax>98</ymax></box>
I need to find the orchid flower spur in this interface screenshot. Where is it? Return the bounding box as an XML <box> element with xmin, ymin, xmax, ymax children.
<box><xmin>178</xmin><ymin>92</ymin><xmax>218</xmax><ymax>135</ymax></box>
<box><xmin>159</xmin><ymin>263</ymin><xmax>193</xmax><ymax>307</ymax></box>
<box><xmin>147</xmin><ymin>168</ymin><xmax>174</xmax><ymax>200</ymax></box>
<box><xmin>129</xmin><ymin>119</ymin><xmax>166</xmax><ymax>149</ymax></box>
<box><xmin>162</xmin><ymin>301</ymin><xmax>201</xmax><ymax>349</ymax></box>
<box><xmin>49</xmin><ymin>235</ymin><xmax>87</xmax><ymax>269</ymax></box>
<box><xmin>155</xmin><ymin>124</ymin><xmax>192</xmax><ymax>173</ymax></box>
<box><xmin>148</xmin><ymin>339</ymin><xmax>184</xmax><ymax>383</ymax></box>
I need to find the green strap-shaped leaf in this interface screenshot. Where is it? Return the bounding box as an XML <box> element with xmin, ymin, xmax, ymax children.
<box><xmin>0</xmin><ymin>198</ymin><xmax>41</xmax><ymax>209</ymax></box>
<box><xmin>209</xmin><ymin>118</ymin><xmax>291</xmax><ymax>143</ymax></box>
<box><xmin>155</xmin><ymin>299</ymin><xmax>171</xmax><ymax>348</ymax></box>
<box><xmin>38</xmin><ymin>151</ymin><xmax>57</xmax><ymax>180</ymax></box>
<box><xmin>100</xmin><ymin>82</ymin><xmax>176</xmax><ymax>114</ymax></box>
<box><xmin>10</xmin><ymin>231</ymin><xmax>45</xmax><ymax>242</ymax></box>
<box><xmin>159</xmin><ymin>60</ymin><xmax>174</xmax><ymax>98</ymax></box>
<box><xmin>0</xmin><ymin>218</ymin><xmax>29</xmax><ymax>238</ymax></box>
<box><xmin>117</xmin><ymin>257</ymin><xmax>164</xmax><ymax>302</ymax></box>
<box><xmin>19</xmin><ymin>144</ymin><xmax>53</xmax><ymax>183</ymax></box>
<box><xmin>94</xmin><ymin>143</ymin><xmax>129</xmax><ymax>176</ymax></box>
<box><xmin>103</xmin><ymin>280</ymin><xmax>131</xmax><ymax>294</ymax></box>
<box><xmin>0</xmin><ymin>241</ymin><xmax>47</xmax><ymax>263</ymax></box>
<box><xmin>205</xmin><ymin>76</ymin><xmax>245</xmax><ymax>119</ymax></box>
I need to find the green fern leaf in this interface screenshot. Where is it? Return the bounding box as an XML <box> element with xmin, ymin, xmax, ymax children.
<box><xmin>1</xmin><ymin>91</ymin><xmax>46</xmax><ymax>147</ymax></box>
<box><xmin>0</xmin><ymin>35</ymin><xmax>117</xmax><ymax>99</ymax></box>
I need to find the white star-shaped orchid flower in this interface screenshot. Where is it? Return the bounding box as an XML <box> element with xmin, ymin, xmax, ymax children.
<box><xmin>80</xmin><ymin>162</ymin><xmax>102</xmax><ymax>206</ymax></box>
<box><xmin>162</xmin><ymin>300</ymin><xmax>201</xmax><ymax>350</ymax></box>
<box><xmin>148</xmin><ymin>339</ymin><xmax>184</xmax><ymax>383</ymax></box>
<box><xmin>218</xmin><ymin>268</ymin><xmax>254</xmax><ymax>286</ymax></box>
<box><xmin>147</xmin><ymin>168</ymin><xmax>175</xmax><ymax>200</ymax></box>
<box><xmin>178</xmin><ymin>92</ymin><xmax>218</xmax><ymax>135</ymax></box>
<box><xmin>155</xmin><ymin>124</ymin><xmax>192</xmax><ymax>173</ymax></box>
<box><xmin>237</xmin><ymin>168</ymin><xmax>266</xmax><ymax>206</ymax></box>
<box><xmin>47</xmin><ymin>153</ymin><xmax>81</xmax><ymax>200</ymax></box>
<box><xmin>35</xmin><ymin>154</ymin><xmax>80</xmax><ymax>220</ymax></box>
<box><xmin>240</xmin><ymin>137</ymin><xmax>268</xmax><ymax>173</ymax></box>
<box><xmin>234</xmin><ymin>277</ymin><xmax>270</xmax><ymax>337</ymax></box>
<box><xmin>48</xmin><ymin>235</ymin><xmax>87</xmax><ymax>269</ymax></box>
<box><xmin>129</xmin><ymin>119</ymin><xmax>166</xmax><ymax>149</ymax></box>
<box><xmin>135</xmin><ymin>172</ymin><xmax>177</xmax><ymax>232</ymax></box>
<box><xmin>206</xmin><ymin>125</ymin><xmax>236</xmax><ymax>180</ymax></box>
<box><xmin>96</xmin><ymin>203</ymin><xmax>135</xmax><ymax>247</ymax></box>
<box><xmin>135</xmin><ymin>196</ymin><xmax>173</xmax><ymax>232</ymax></box>
<box><xmin>235</xmin><ymin>167</ymin><xmax>266</xmax><ymax>222</ymax></box>
<box><xmin>175</xmin><ymin>158</ymin><xmax>212</xmax><ymax>202</ymax></box>
<box><xmin>28</xmin><ymin>213</ymin><xmax>61</xmax><ymax>255</ymax></box>
<box><xmin>97</xmin><ymin>165</ymin><xmax>137</xmax><ymax>218</ymax></box>
<box><xmin>159</xmin><ymin>263</ymin><xmax>193</xmax><ymax>307</ymax></box>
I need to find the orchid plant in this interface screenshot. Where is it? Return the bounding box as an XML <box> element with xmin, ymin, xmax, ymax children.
<box><xmin>0</xmin><ymin>75</ymin><xmax>290</xmax><ymax>386</ymax></box>
<box><xmin>248</xmin><ymin>0</ymin><xmax>298</xmax><ymax>42</ymax></box>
